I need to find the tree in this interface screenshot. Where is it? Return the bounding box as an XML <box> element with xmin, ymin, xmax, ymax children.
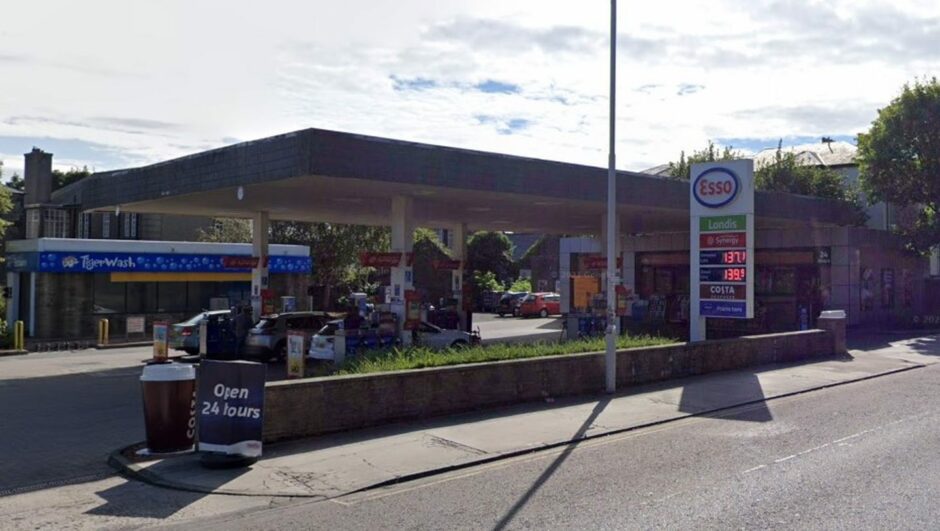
<box><xmin>411</xmin><ymin>229</ymin><xmax>454</xmax><ymax>304</ymax></box>
<box><xmin>52</xmin><ymin>166</ymin><xmax>92</xmax><ymax>190</ymax></box>
<box><xmin>196</xmin><ymin>218</ymin><xmax>251</xmax><ymax>243</ymax></box>
<box><xmin>198</xmin><ymin>218</ymin><xmax>390</xmax><ymax>308</ymax></box>
<box><xmin>858</xmin><ymin>78</ymin><xmax>940</xmax><ymax>251</ymax></box>
<box><xmin>667</xmin><ymin>141</ymin><xmax>742</xmax><ymax>180</ymax></box>
<box><xmin>666</xmin><ymin>140</ymin><xmax>866</xmax><ymax>223</ymax></box>
<box><xmin>508</xmin><ymin>278</ymin><xmax>531</xmax><ymax>292</ymax></box>
<box><xmin>7</xmin><ymin>173</ymin><xmax>23</xmax><ymax>191</ymax></box>
<box><xmin>0</xmin><ymin>163</ymin><xmax>14</xmax><ymax>318</ymax></box>
<box><xmin>756</xmin><ymin>143</ymin><xmax>866</xmax><ymax>223</ymax></box>
<box><xmin>467</xmin><ymin>231</ymin><xmax>516</xmax><ymax>284</ymax></box>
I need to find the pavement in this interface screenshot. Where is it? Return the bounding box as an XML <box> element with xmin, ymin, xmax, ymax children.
<box><xmin>113</xmin><ymin>332</ymin><xmax>940</xmax><ymax>500</ymax></box>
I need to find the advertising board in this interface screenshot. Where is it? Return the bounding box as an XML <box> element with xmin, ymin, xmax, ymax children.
<box><xmin>690</xmin><ymin>160</ymin><xmax>755</xmax><ymax>341</ymax></box>
<box><xmin>197</xmin><ymin>360</ymin><xmax>265</xmax><ymax>458</ymax></box>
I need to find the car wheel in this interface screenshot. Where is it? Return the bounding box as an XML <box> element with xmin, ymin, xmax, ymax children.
<box><xmin>539</xmin><ymin>308</ymin><xmax>549</xmax><ymax>318</ymax></box>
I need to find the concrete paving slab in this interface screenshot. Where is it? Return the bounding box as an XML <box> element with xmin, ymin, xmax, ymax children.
<box><xmin>112</xmin><ymin>335</ymin><xmax>940</xmax><ymax>499</ymax></box>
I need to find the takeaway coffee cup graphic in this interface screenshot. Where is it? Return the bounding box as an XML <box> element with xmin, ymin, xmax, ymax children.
<box><xmin>140</xmin><ymin>362</ymin><xmax>197</xmax><ymax>454</ymax></box>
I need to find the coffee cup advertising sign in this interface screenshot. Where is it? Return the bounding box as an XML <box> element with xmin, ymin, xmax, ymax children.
<box><xmin>197</xmin><ymin>360</ymin><xmax>265</xmax><ymax>458</ymax></box>
<box><xmin>140</xmin><ymin>363</ymin><xmax>197</xmax><ymax>454</ymax></box>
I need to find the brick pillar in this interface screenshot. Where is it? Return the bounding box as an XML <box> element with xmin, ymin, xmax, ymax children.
<box><xmin>817</xmin><ymin>311</ymin><xmax>847</xmax><ymax>355</ymax></box>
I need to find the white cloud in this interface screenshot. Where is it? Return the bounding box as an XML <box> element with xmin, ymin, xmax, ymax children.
<box><xmin>0</xmin><ymin>0</ymin><xmax>938</xmax><ymax>176</ymax></box>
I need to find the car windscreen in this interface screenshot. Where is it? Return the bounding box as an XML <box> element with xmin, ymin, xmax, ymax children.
<box><xmin>523</xmin><ymin>294</ymin><xmax>537</xmax><ymax>302</ymax></box>
<box><xmin>254</xmin><ymin>318</ymin><xmax>278</xmax><ymax>330</ymax></box>
<box><xmin>316</xmin><ymin>322</ymin><xmax>340</xmax><ymax>336</ymax></box>
<box><xmin>181</xmin><ymin>311</ymin><xmax>225</xmax><ymax>326</ymax></box>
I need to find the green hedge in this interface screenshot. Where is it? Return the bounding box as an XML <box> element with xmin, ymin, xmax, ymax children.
<box><xmin>337</xmin><ymin>335</ymin><xmax>675</xmax><ymax>375</ymax></box>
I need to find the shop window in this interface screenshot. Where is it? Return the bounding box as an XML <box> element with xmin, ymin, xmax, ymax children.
<box><xmin>126</xmin><ymin>282</ymin><xmax>158</xmax><ymax>313</ymax></box>
<box><xmin>157</xmin><ymin>282</ymin><xmax>188</xmax><ymax>312</ymax></box>
<box><xmin>881</xmin><ymin>269</ymin><xmax>895</xmax><ymax>309</ymax></box>
<box><xmin>93</xmin><ymin>275</ymin><xmax>126</xmax><ymax>314</ymax></box>
<box><xmin>187</xmin><ymin>282</ymin><xmax>218</xmax><ymax>313</ymax></box>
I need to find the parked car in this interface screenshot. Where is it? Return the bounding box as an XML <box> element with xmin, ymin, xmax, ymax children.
<box><xmin>170</xmin><ymin>309</ymin><xmax>231</xmax><ymax>355</ymax></box>
<box><xmin>244</xmin><ymin>311</ymin><xmax>340</xmax><ymax>362</ymax></box>
<box><xmin>497</xmin><ymin>292</ymin><xmax>528</xmax><ymax>317</ymax></box>
<box><xmin>519</xmin><ymin>292</ymin><xmax>561</xmax><ymax>318</ymax></box>
<box><xmin>308</xmin><ymin>320</ymin><xmax>480</xmax><ymax>361</ymax></box>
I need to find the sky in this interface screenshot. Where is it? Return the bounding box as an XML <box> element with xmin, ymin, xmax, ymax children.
<box><xmin>1</xmin><ymin>0</ymin><xmax>939</xmax><ymax>178</ymax></box>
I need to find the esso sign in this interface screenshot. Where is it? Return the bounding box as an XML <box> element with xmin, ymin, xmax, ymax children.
<box><xmin>692</xmin><ymin>168</ymin><xmax>740</xmax><ymax>208</ymax></box>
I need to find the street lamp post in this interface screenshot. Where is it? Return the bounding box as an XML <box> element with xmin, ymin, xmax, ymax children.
<box><xmin>605</xmin><ymin>0</ymin><xmax>618</xmax><ymax>394</ymax></box>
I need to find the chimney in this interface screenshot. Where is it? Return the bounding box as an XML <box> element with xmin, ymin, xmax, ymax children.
<box><xmin>24</xmin><ymin>147</ymin><xmax>53</xmax><ymax>205</ymax></box>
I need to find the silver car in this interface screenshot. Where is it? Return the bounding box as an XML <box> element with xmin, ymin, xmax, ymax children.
<box><xmin>308</xmin><ymin>320</ymin><xmax>478</xmax><ymax>361</ymax></box>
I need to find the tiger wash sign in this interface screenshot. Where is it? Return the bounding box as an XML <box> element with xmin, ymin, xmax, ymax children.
<box><xmin>690</xmin><ymin>160</ymin><xmax>755</xmax><ymax>341</ymax></box>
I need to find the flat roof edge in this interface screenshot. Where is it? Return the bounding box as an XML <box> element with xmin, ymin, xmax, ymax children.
<box><xmin>6</xmin><ymin>238</ymin><xmax>310</xmax><ymax>256</ymax></box>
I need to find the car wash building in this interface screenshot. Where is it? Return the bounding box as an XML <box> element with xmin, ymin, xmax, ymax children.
<box><xmin>5</xmin><ymin>238</ymin><xmax>312</xmax><ymax>340</ymax></box>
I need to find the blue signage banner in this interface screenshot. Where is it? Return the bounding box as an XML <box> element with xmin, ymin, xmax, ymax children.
<box><xmin>700</xmin><ymin>300</ymin><xmax>747</xmax><ymax>318</ymax></box>
<box><xmin>197</xmin><ymin>360</ymin><xmax>265</xmax><ymax>458</ymax></box>
<box><xmin>6</xmin><ymin>251</ymin><xmax>312</xmax><ymax>274</ymax></box>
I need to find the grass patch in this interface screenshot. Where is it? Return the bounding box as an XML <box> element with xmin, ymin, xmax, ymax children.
<box><xmin>337</xmin><ymin>335</ymin><xmax>676</xmax><ymax>375</ymax></box>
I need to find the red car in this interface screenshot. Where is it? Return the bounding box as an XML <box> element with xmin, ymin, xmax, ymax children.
<box><xmin>519</xmin><ymin>292</ymin><xmax>561</xmax><ymax>317</ymax></box>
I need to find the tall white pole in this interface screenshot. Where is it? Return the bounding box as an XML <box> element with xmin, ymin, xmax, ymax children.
<box><xmin>605</xmin><ymin>0</ymin><xmax>618</xmax><ymax>394</ymax></box>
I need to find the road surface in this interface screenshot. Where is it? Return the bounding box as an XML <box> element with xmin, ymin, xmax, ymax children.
<box><xmin>181</xmin><ymin>363</ymin><xmax>940</xmax><ymax>530</ymax></box>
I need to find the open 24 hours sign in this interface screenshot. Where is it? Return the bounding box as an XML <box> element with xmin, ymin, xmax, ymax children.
<box><xmin>197</xmin><ymin>360</ymin><xmax>266</xmax><ymax>458</ymax></box>
<box><xmin>690</xmin><ymin>161</ymin><xmax>755</xmax><ymax>329</ymax></box>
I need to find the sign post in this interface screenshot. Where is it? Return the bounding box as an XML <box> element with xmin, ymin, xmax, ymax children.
<box><xmin>152</xmin><ymin>321</ymin><xmax>169</xmax><ymax>362</ymax></box>
<box><xmin>690</xmin><ymin>161</ymin><xmax>755</xmax><ymax>341</ymax></box>
<box><xmin>286</xmin><ymin>331</ymin><xmax>306</xmax><ymax>379</ymax></box>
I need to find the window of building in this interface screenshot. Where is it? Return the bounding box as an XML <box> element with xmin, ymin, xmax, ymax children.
<box><xmin>42</xmin><ymin>209</ymin><xmax>70</xmax><ymax>238</ymax></box>
<box><xmin>93</xmin><ymin>275</ymin><xmax>126</xmax><ymax>314</ymax></box>
<box><xmin>101</xmin><ymin>213</ymin><xmax>111</xmax><ymax>239</ymax></box>
<box><xmin>157</xmin><ymin>282</ymin><xmax>188</xmax><ymax>312</ymax></box>
<box><xmin>126</xmin><ymin>282</ymin><xmax>158</xmax><ymax>313</ymax></box>
<box><xmin>79</xmin><ymin>213</ymin><xmax>92</xmax><ymax>239</ymax></box>
<box><xmin>121</xmin><ymin>213</ymin><xmax>139</xmax><ymax>239</ymax></box>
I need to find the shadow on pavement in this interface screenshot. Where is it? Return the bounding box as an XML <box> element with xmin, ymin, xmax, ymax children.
<box><xmin>84</xmin><ymin>466</ymin><xmax>246</xmax><ymax>520</ymax></box>
<box><xmin>847</xmin><ymin>329</ymin><xmax>940</xmax><ymax>353</ymax></box>
<box><xmin>493</xmin><ymin>397</ymin><xmax>611</xmax><ymax>531</ymax></box>
<box><xmin>678</xmin><ymin>371</ymin><xmax>773</xmax><ymax>422</ymax></box>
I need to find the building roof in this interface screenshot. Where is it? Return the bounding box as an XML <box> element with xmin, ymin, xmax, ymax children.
<box><xmin>53</xmin><ymin>127</ymin><xmax>861</xmax><ymax>234</ymax></box>
<box><xmin>753</xmin><ymin>141</ymin><xmax>857</xmax><ymax>169</ymax></box>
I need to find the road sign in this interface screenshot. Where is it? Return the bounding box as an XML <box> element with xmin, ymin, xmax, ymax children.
<box><xmin>690</xmin><ymin>160</ymin><xmax>755</xmax><ymax>341</ymax></box>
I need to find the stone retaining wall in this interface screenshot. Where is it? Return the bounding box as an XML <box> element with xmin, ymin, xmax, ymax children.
<box><xmin>263</xmin><ymin>329</ymin><xmax>834</xmax><ymax>442</ymax></box>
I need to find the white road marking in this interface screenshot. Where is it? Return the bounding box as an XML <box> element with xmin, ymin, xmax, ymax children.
<box><xmin>743</xmin><ymin>411</ymin><xmax>934</xmax><ymax>475</ymax></box>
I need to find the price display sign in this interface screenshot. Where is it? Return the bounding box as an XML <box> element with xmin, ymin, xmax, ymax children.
<box><xmin>690</xmin><ymin>161</ymin><xmax>755</xmax><ymax>339</ymax></box>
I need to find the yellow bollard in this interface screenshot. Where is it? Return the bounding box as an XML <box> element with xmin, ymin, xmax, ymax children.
<box><xmin>98</xmin><ymin>319</ymin><xmax>110</xmax><ymax>346</ymax></box>
<box><xmin>14</xmin><ymin>320</ymin><xmax>24</xmax><ymax>350</ymax></box>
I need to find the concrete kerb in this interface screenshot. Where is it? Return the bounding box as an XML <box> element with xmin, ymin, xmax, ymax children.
<box><xmin>97</xmin><ymin>341</ymin><xmax>154</xmax><ymax>350</ymax></box>
<box><xmin>0</xmin><ymin>349</ymin><xmax>29</xmax><ymax>357</ymax></box>
<box><xmin>107</xmin><ymin>360</ymin><xmax>926</xmax><ymax>499</ymax></box>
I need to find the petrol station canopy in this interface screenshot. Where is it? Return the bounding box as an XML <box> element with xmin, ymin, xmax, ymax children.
<box><xmin>57</xmin><ymin>128</ymin><xmax>860</xmax><ymax>234</ymax></box>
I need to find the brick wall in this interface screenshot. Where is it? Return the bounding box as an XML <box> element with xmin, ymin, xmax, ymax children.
<box><xmin>263</xmin><ymin>329</ymin><xmax>835</xmax><ymax>442</ymax></box>
<box><xmin>35</xmin><ymin>273</ymin><xmax>94</xmax><ymax>339</ymax></box>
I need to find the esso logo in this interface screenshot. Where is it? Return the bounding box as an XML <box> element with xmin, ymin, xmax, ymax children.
<box><xmin>693</xmin><ymin>168</ymin><xmax>740</xmax><ymax>208</ymax></box>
